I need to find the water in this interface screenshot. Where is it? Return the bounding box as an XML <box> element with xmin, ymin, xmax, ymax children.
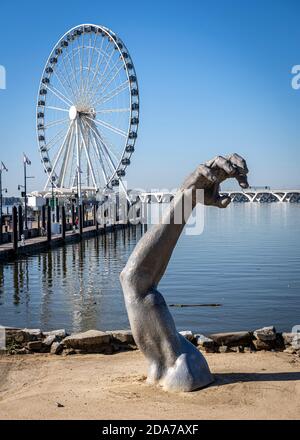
<box><xmin>0</xmin><ymin>204</ymin><xmax>299</xmax><ymax>334</ymax></box>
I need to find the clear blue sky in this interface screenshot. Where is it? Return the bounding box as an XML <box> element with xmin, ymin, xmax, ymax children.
<box><xmin>0</xmin><ymin>0</ymin><xmax>299</xmax><ymax>195</ymax></box>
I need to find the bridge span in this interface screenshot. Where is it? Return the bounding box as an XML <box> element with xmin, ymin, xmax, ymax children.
<box><xmin>131</xmin><ymin>189</ymin><xmax>300</xmax><ymax>204</ymax></box>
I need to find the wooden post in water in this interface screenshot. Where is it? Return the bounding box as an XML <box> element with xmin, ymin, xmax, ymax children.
<box><xmin>56</xmin><ymin>202</ymin><xmax>60</xmax><ymax>223</ymax></box>
<box><xmin>41</xmin><ymin>205</ymin><xmax>46</xmax><ymax>230</ymax></box>
<box><xmin>82</xmin><ymin>202</ymin><xmax>85</xmax><ymax>228</ymax></box>
<box><xmin>37</xmin><ymin>211</ymin><xmax>41</xmax><ymax>235</ymax></box>
<box><xmin>17</xmin><ymin>205</ymin><xmax>23</xmax><ymax>240</ymax></box>
<box><xmin>47</xmin><ymin>205</ymin><xmax>51</xmax><ymax>243</ymax></box>
<box><xmin>61</xmin><ymin>206</ymin><xmax>66</xmax><ymax>240</ymax></box>
<box><xmin>12</xmin><ymin>206</ymin><xmax>18</xmax><ymax>252</ymax></box>
<box><xmin>94</xmin><ymin>203</ymin><xmax>98</xmax><ymax>232</ymax></box>
<box><xmin>78</xmin><ymin>204</ymin><xmax>83</xmax><ymax>237</ymax></box>
<box><xmin>71</xmin><ymin>203</ymin><xmax>75</xmax><ymax>227</ymax></box>
<box><xmin>110</xmin><ymin>200</ymin><xmax>115</xmax><ymax>231</ymax></box>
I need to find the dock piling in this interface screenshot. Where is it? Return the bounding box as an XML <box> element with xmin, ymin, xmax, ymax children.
<box><xmin>61</xmin><ymin>206</ymin><xmax>66</xmax><ymax>240</ymax></box>
<box><xmin>47</xmin><ymin>205</ymin><xmax>51</xmax><ymax>243</ymax></box>
<box><xmin>17</xmin><ymin>205</ymin><xmax>23</xmax><ymax>240</ymax></box>
<box><xmin>12</xmin><ymin>206</ymin><xmax>18</xmax><ymax>252</ymax></box>
<box><xmin>79</xmin><ymin>204</ymin><xmax>83</xmax><ymax>237</ymax></box>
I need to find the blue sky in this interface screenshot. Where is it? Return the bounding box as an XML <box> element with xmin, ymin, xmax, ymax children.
<box><xmin>0</xmin><ymin>0</ymin><xmax>299</xmax><ymax>195</ymax></box>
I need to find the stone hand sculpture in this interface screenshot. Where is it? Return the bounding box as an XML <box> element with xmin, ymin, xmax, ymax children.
<box><xmin>120</xmin><ymin>154</ymin><xmax>249</xmax><ymax>392</ymax></box>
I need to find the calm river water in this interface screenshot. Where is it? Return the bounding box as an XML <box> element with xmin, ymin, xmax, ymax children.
<box><xmin>0</xmin><ymin>204</ymin><xmax>299</xmax><ymax>334</ymax></box>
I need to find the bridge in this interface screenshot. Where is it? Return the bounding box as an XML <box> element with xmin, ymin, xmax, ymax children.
<box><xmin>130</xmin><ymin>189</ymin><xmax>300</xmax><ymax>204</ymax></box>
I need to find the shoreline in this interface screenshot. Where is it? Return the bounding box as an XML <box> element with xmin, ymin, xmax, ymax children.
<box><xmin>3</xmin><ymin>326</ymin><xmax>300</xmax><ymax>356</ymax></box>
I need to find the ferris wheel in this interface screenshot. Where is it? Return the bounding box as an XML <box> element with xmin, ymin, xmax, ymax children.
<box><xmin>36</xmin><ymin>24</ymin><xmax>139</xmax><ymax>199</ymax></box>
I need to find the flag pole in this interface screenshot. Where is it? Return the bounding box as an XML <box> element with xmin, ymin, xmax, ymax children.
<box><xmin>24</xmin><ymin>157</ymin><xmax>27</xmax><ymax>230</ymax></box>
<box><xmin>0</xmin><ymin>162</ymin><xmax>8</xmax><ymax>245</ymax></box>
<box><xmin>0</xmin><ymin>165</ymin><xmax>3</xmax><ymax>244</ymax></box>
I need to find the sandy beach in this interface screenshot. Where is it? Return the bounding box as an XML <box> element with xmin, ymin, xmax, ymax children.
<box><xmin>0</xmin><ymin>351</ymin><xmax>299</xmax><ymax>420</ymax></box>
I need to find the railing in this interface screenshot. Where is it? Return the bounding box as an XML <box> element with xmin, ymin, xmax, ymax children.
<box><xmin>133</xmin><ymin>190</ymin><xmax>300</xmax><ymax>204</ymax></box>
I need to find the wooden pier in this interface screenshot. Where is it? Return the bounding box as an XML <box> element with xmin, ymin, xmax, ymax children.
<box><xmin>0</xmin><ymin>204</ymin><xmax>130</xmax><ymax>261</ymax></box>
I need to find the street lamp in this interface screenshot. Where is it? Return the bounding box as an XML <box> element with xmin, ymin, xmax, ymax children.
<box><xmin>76</xmin><ymin>166</ymin><xmax>82</xmax><ymax>205</ymax></box>
<box><xmin>18</xmin><ymin>154</ymin><xmax>34</xmax><ymax>230</ymax></box>
<box><xmin>0</xmin><ymin>161</ymin><xmax>8</xmax><ymax>244</ymax></box>
<box><xmin>23</xmin><ymin>154</ymin><xmax>31</xmax><ymax>230</ymax></box>
<box><xmin>50</xmin><ymin>176</ymin><xmax>56</xmax><ymax>222</ymax></box>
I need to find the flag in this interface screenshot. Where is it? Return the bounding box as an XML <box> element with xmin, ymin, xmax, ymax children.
<box><xmin>23</xmin><ymin>153</ymin><xmax>31</xmax><ymax>165</ymax></box>
<box><xmin>1</xmin><ymin>161</ymin><xmax>7</xmax><ymax>172</ymax></box>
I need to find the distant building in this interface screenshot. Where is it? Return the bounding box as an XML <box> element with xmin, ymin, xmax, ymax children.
<box><xmin>3</xmin><ymin>197</ymin><xmax>21</xmax><ymax>206</ymax></box>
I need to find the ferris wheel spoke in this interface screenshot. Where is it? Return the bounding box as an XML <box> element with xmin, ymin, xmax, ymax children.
<box><xmin>88</xmin><ymin>52</ymin><xmax>122</xmax><ymax>104</ymax></box>
<box><xmin>43</xmin><ymin>117</ymin><xmax>69</xmax><ymax>129</ymax></box>
<box><xmin>77</xmin><ymin>33</ymin><xmax>84</xmax><ymax>94</ymax></box>
<box><xmin>44</xmin><ymin>83</ymin><xmax>73</xmax><ymax>107</ymax></box>
<box><xmin>95</xmin><ymin>137</ymin><xmax>116</xmax><ymax>177</ymax></box>
<box><xmin>75</xmin><ymin>119</ymin><xmax>82</xmax><ymax>199</ymax></box>
<box><xmin>82</xmin><ymin>32</ymin><xmax>98</xmax><ymax>95</ymax></box>
<box><xmin>74</xmin><ymin>34</ymin><xmax>84</xmax><ymax>98</ymax></box>
<box><xmin>59</xmin><ymin>123</ymin><xmax>75</xmax><ymax>187</ymax></box>
<box><xmin>64</xmin><ymin>46</ymin><xmax>82</xmax><ymax>99</ymax></box>
<box><xmin>83</xmin><ymin>118</ymin><xmax>120</xmax><ymax>164</ymax></box>
<box><xmin>78</xmin><ymin>120</ymin><xmax>98</xmax><ymax>189</ymax></box>
<box><xmin>86</xmin><ymin>36</ymin><xmax>106</xmax><ymax>95</ymax></box>
<box><xmin>44</xmin><ymin>121</ymin><xmax>74</xmax><ymax>189</ymax></box>
<box><xmin>82</xmin><ymin>118</ymin><xmax>110</xmax><ymax>185</ymax></box>
<box><xmin>44</xmin><ymin>105</ymin><xmax>69</xmax><ymax>112</ymax></box>
<box><xmin>88</xmin><ymin>59</ymin><xmax>124</xmax><ymax>104</ymax></box>
<box><xmin>95</xmin><ymin>107</ymin><xmax>130</xmax><ymax>114</ymax></box>
<box><xmin>53</xmin><ymin>50</ymin><xmax>80</xmax><ymax>102</ymax></box>
<box><xmin>93</xmin><ymin>44</ymin><xmax>117</xmax><ymax>92</ymax></box>
<box><xmin>79</xmin><ymin>32</ymin><xmax>88</xmax><ymax>97</ymax></box>
<box><xmin>92</xmin><ymin>79</ymin><xmax>129</xmax><ymax>107</ymax></box>
<box><xmin>96</xmin><ymin>136</ymin><xmax>121</xmax><ymax>173</ymax></box>
<box><xmin>84</xmin><ymin>130</ymin><xmax>117</xmax><ymax>187</ymax></box>
<box><xmin>99</xmin><ymin>137</ymin><xmax>121</xmax><ymax>166</ymax></box>
<box><xmin>53</xmin><ymin>68</ymin><xmax>75</xmax><ymax>103</ymax></box>
<box><xmin>86</xmin><ymin>39</ymin><xmax>114</xmax><ymax>99</ymax></box>
<box><xmin>90</xmin><ymin>132</ymin><xmax>109</xmax><ymax>185</ymax></box>
<box><xmin>59</xmin><ymin>52</ymin><xmax>79</xmax><ymax>102</ymax></box>
<box><xmin>97</xmin><ymin>62</ymin><xmax>125</xmax><ymax>100</ymax></box>
<box><xmin>45</xmin><ymin>127</ymin><xmax>67</xmax><ymax>151</ymax></box>
<box><xmin>85</xmin><ymin>115</ymin><xmax>127</xmax><ymax>138</ymax></box>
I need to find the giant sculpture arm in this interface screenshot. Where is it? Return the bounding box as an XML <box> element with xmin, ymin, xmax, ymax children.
<box><xmin>120</xmin><ymin>154</ymin><xmax>249</xmax><ymax>392</ymax></box>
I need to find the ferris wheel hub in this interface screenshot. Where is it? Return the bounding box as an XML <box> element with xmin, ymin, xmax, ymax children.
<box><xmin>69</xmin><ymin>105</ymin><xmax>77</xmax><ymax>121</ymax></box>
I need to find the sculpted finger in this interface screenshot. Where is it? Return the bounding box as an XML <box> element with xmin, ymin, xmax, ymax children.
<box><xmin>226</xmin><ymin>154</ymin><xmax>249</xmax><ymax>188</ymax></box>
<box><xmin>197</xmin><ymin>164</ymin><xmax>217</xmax><ymax>183</ymax></box>
<box><xmin>236</xmin><ymin>174</ymin><xmax>249</xmax><ymax>189</ymax></box>
<box><xmin>205</xmin><ymin>156</ymin><xmax>218</xmax><ymax>167</ymax></box>
<box><xmin>214</xmin><ymin>195</ymin><xmax>232</xmax><ymax>208</ymax></box>
<box><xmin>206</xmin><ymin>156</ymin><xmax>236</xmax><ymax>175</ymax></box>
<box><xmin>227</xmin><ymin>153</ymin><xmax>249</xmax><ymax>175</ymax></box>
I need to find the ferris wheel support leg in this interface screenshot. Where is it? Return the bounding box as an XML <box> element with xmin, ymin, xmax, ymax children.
<box><xmin>118</xmin><ymin>177</ymin><xmax>131</xmax><ymax>204</ymax></box>
<box><xmin>75</xmin><ymin>119</ymin><xmax>82</xmax><ymax>204</ymax></box>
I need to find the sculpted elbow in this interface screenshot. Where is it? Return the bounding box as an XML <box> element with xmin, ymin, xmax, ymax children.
<box><xmin>119</xmin><ymin>267</ymin><xmax>129</xmax><ymax>286</ymax></box>
<box><xmin>120</xmin><ymin>265</ymin><xmax>137</xmax><ymax>288</ymax></box>
<box><xmin>120</xmin><ymin>264</ymin><xmax>153</xmax><ymax>297</ymax></box>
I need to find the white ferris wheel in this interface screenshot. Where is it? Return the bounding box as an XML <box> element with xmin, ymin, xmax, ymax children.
<box><xmin>36</xmin><ymin>24</ymin><xmax>139</xmax><ymax>200</ymax></box>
